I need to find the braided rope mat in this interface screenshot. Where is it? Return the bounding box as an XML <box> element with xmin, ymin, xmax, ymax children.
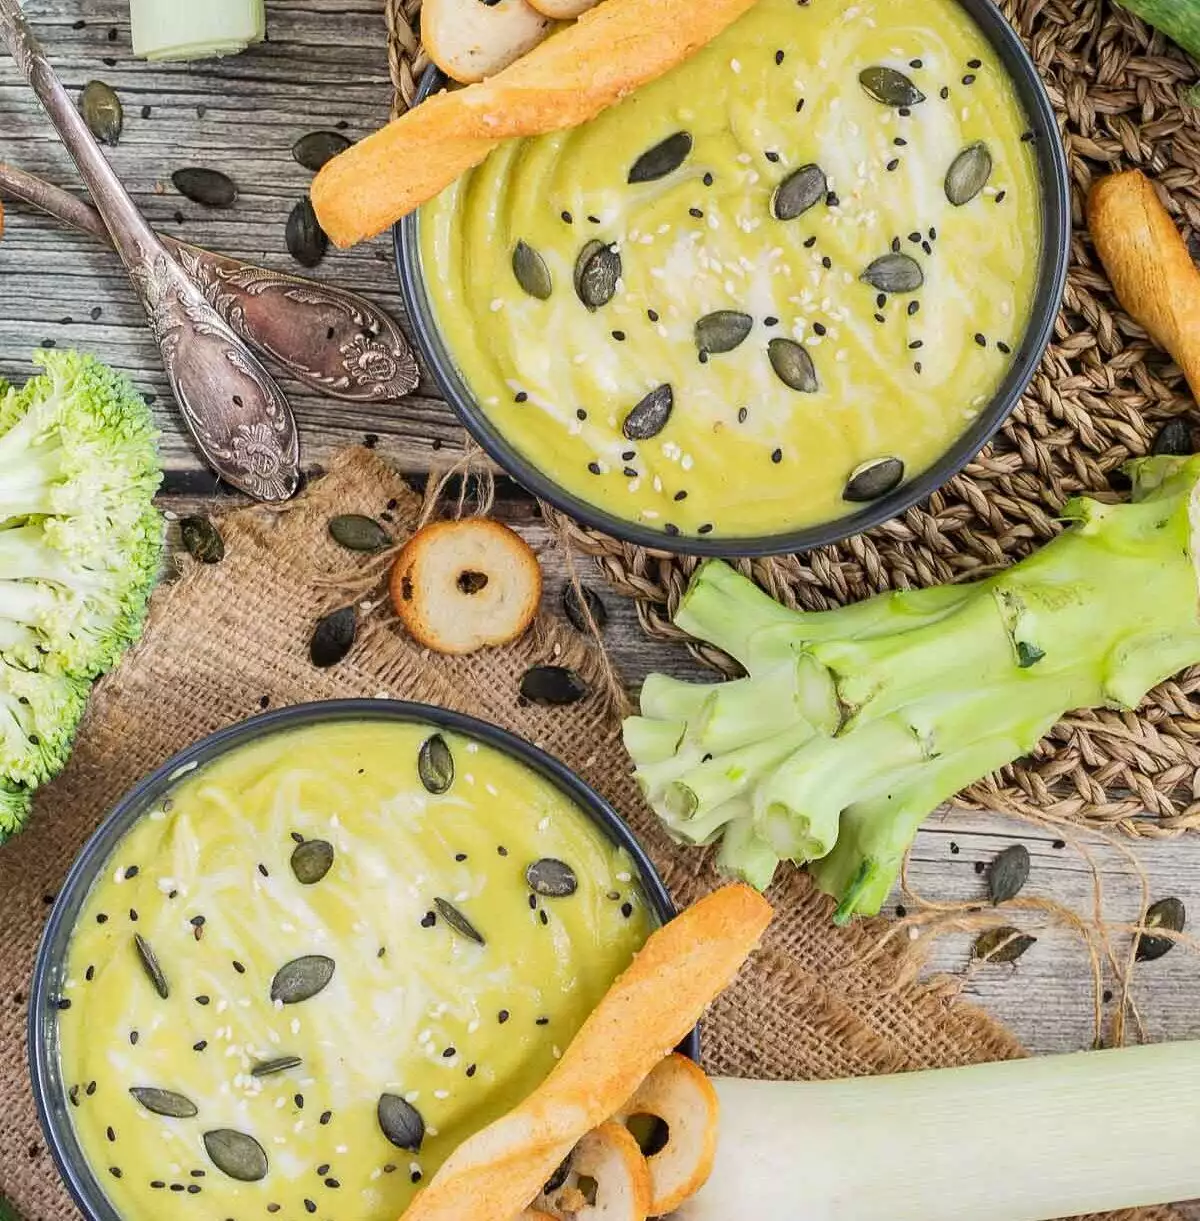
<box><xmin>385</xmin><ymin>1</ymin><xmax>1200</xmax><ymax>838</ymax></box>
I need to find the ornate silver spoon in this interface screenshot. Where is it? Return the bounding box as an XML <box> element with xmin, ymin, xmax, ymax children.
<box><xmin>0</xmin><ymin>163</ymin><xmax>420</xmax><ymax>406</ymax></box>
<box><xmin>0</xmin><ymin>0</ymin><xmax>299</xmax><ymax>502</ymax></box>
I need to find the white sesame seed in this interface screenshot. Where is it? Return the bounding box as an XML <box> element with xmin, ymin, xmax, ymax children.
<box><xmin>434</xmin><ymin>1090</ymin><xmax>449</xmax><ymax>1100</ymax></box>
<box><xmin>489</xmin><ymin>299</ymin><xmax>504</xmax><ymax>313</ymax></box>
<box><xmin>731</xmin><ymin>58</ymin><xmax>742</xmax><ymax>73</ymax></box>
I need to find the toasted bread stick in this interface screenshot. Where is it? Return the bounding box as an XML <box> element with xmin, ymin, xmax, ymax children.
<box><xmin>1088</xmin><ymin>170</ymin><xmax>1200</xmax><ymax>403</ymax></box>
<box><xmin>398</xmin><ymin>883</ymin><xmax>773</xmax><ymax>1221</ymax></box>
<box><xmin>311</xmin><ymin>0</ymin><xmax>759</xmax><ymax>248</ymax></box>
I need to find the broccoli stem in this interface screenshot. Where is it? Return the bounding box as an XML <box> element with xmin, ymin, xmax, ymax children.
<box><xmin>627</xmin><ymin>456</ymin><xmax>1200</xmax><ymax>920</ymax></box>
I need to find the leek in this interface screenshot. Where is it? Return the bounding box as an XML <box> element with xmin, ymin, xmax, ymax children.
<box><xmin>678</xmin><ymin>1043</ymin><xmax>1200</xmax><ymax>1221</ymax></box>
<box><xmin>624</xmin><ymin>455</ymin><xmax>1200</xmax><ymax>921</ymax></box>
<box><xmin>129</xmin><ymin>0</ymin><xmax>265</xmax><ymax>62</ymax></box>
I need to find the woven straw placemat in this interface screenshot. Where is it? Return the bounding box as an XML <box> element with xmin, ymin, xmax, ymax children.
<box><xmin>385</xmin><ymin>0</ymin><xmax>1200</xmax><ymax>841</ymax></box>
<box><xmin>0</xmin><ymin>448</ymin><xmax>1177</xmax><ymax>1221</ymax></box>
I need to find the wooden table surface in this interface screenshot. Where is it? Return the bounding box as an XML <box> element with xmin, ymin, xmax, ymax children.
<box><xmin>1</xmin><ymin>0</ymin><xmax>1198</xmax><ymax>1066</ymax></box>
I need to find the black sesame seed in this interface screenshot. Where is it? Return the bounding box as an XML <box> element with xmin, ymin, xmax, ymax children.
<box><xmin>621</xmin><ymin>901</ymin><xmax>634</xmax><ymax>918</ymax></box>
<box><xmin>812</xmin><ymin>322</ymin><xmax>827</xmax><ymax>336</ymax></box>
<box><xmin>910</xmin><ymin>58</ymin><xmax>923</xmax><ymax>68</ymax></box>
<box><xmin>124</xmin><ymin>865</ymin><xmax>139</xmax><ymax>879</ymax></box>
<box><xmin>968</xmin><ymin>58</ymin><xmax>982</xmax><ymax>68</ymax></box>
<box><xmin>130</xmin><ymin>1031</ymin><xmax>139</xmax><ymax>1045</ymax></box>
<box><xmin>535</xmin><ymin>1017</ymin><xmax>550</xmax><ymax>1026</ymax></box>
<box><xmin>914</xmin><ymin>361</ymin><xmax>923</xmax><ymax>374</ymax></box>
<box><xmin>411</xmin><ymin>1170</ymin><xmax>423</xmax><ymax>1184</ymax></box>
<box><xmin>587</xmin><ymin>461</ymin><xmax>601</xmax><ymax>476</ymax></box>
<box><xmin>499</xmin><ymin>1009</ymin><xmax>510</xmax><ymax>1023</ymax></box>
<box><xmin>771</xmin><ymin>448</ymin><xmax>783</xmax><ymax>464</ymax></box>
<box><xmin>195</xmin><ymin>995</ymin><xmax>210</xmax><ymax>1006</ymax></box>
<box><xmin>898</xmin><ymin>106</ymin><xmax>911</xmax><ymax>116</ymax></box>
<box><xmin>193</xmin><ymin>1040</ymin><xmax>208</xmax><ymax>1051</ymax></box>
<box><xmin>997</xmin><ymin>341</ymin><xmax>1012</xmax><ymax>355</ymax></box>
<box><xmin>86</xmin><ymin>1081</ymin><xmax>97</xmax><ymax>1096</ymax></box>
<box><xmin>764</xmin><ymin>315</ymin><xmax>779</xmax><ymax>326</ymax></box>
<box><xmin>908</xmin><ymin>231</ymin><xmax>922</xmax><ymax>243</ymax></box>
<box><xmin>96</xmin><ymin>913</ymin><xmax>108</xmax><ymax>924</ymax></box>
<box><xmin>454</xmin><ymin>852</ymin><xmax>468</xmax><ymax>862</ymax></box>
<box><xmin>699</xmin><ymin>350</ymin><xmax>709</xmax><ymax>364</ymax></box>
<box><xmin>497</xmin><ymin>845</ymin><xmax>509</xmax><ymax>857</ymax></box>
<box><xmin>528</xmin><ymin>893</ymin><xmax>538</xmax><ymax>910</ymax></box>
<box><xmin>891</xmin><ymin>237</ymin><xmax>901</xmax><ymax>253</ymax></box>
<box><xmin>170</xmin><ymin>1184</ymin><xmax>184</xmax><ymax>1193</ymax></box>
<box><xmin>962</xmin><ymin>73</ymin><xmax>976</xmax><ymax>85</ymax></box>
<box><xmin>539</xmin><ymin>909</ymin><xmax>550</xmax><ymax>926</ymax></box>
<box><xmin>765</xmin><ymin>150</ymin><xmax>780</xmax><ymax>163</ymax></box>
<box><xmin>803</xmin><ymin>235</ymin><xmax>817</xmax><ymax>249</ymax></box>
<box><xmin>674</xmin><ymin>489</ymin><xmax>688</xmax><ymax>501</ymax></box>
<box><xmin>689</xmin><ymin>206</ymin><xmax>704</xmax><ymax>219</ymax></box>
<box><xmin>737</xmin><ymin>407</ymin><xmax>749</xmax><ymax>423</ymax></box>
<box><xmin>107</xmin><ymin>1126</ymin><xmax>116</xmax><ymax>1142</ymax></box>
<box><xmin>894</xmin><ymin>137</ymin><xmax>908</xmax><ymax>147</ymax></box>
<box><xmin>647</xmin><ymin>309</ymin><xmax>660</xmax><ymax>322</ymax></box>
<box><xmin>576</xmin><ymin>408</ymin><xmax>588</xmax><ymax>421</ymax></box>
<box><xmin>514</xmin><ymin>391</ymin><xmax>529</xmax><ymax>404</ymax></box>
<box><xmin>698</xmin><ymin>523</ymin><xmax>714</xmax><ymax>535</ymax></box>
<box><xmin>85</xmin><ymin>965</ymin><xmax>95</xmax><ymax>982</ymax></box>
<box><xmin>304</xmin><ymin>1200</ymin><xmax>316</xmax><ymax>1214</ymax></box>
<box><xmin>975</xmin><ymin>333</ymin><xmax>987</xmax><ymax>347</ymax></box>
<box><xmin>821</xmin><ymin>256</ymin><xmax>832</xmax><ymax>269</ymax></box>
<box><xmin>874</xmin><ymin>312</ymin><xmax>886</xmax><ymax>323</ymax></box>
<box><xmin>561</xmin><ymin>211</ymin><xmax>573</xmax><ymax>224</ymax></box>
<box><xmin>826</xmin><ymin>191</ymin><xmax>839</xmax><ymax>207</ymax></box>
<box><xmin>320</xmin><ymin>1110</ymin><xmax>332</xmax><ymax>1125</ymax></box>
<box><xmin>907</xmin><ymin>301</ymin><xmax>920</xmax><ymax>316</ymax></box>
<box><xmin>1020</xmin><ymin>130</ymin><xmax>1035</xmax><ymax>142</ymax></box>
<box><xmin>69</xmin><ymin>1086</ymin><xmax>79</xmax><ymax>1107</ymax></box>
<box><xmin>191</xmin><ymin>1170</ymin><xmax>205</xmax><ymax>1178</ymax></box>
<box><xmin>886</xmin><ymin>158</ymin><xmax>899</xmax><ymax>172</ymax></box>
<box><xmin>775</xmin><ymin>49</ymin><xmax>785</xmax><ymax>65</ymax></box>
<box><xmin>974</xmin><ymin>861</ymin><xmax>987</xmax><ymax>875</ymax></box>
<box><xmin>290</xmin><ymin>832</ymin><xmax>305</xmax><ymax>845</ymax></box>
<box><xmin>703</xmin><ymin>172</ymin><xmax>714</xmax><ymax>186</ymax></box>
<box><xmin>257</xmin><ymin>863</ymin><xmax>269</xmax><ymax>877</ymax></box>
<box><xmin>109</xmin><ymin>1167</ymin><xmax>123</xmax><ymax>1179</ymax></box>
<box><xmin>295</xmin><ymin>1094</ymin><xmax>305</xmax><ymax>1108</ymax></box>
<box><xmin>1053</xmin><ymin>839</ymin><xmax>1067</xmax><ymax>850</ymax></box>
<box><xmin>588</xmin><ymin>214</ymin><xmax>601</xmax><ymax>224</ymax></box>
<box><xmin>876</xmin><ymin>293</ymin><xmax>887</xmax><ymax>309</ymax></box>
<box><xmin>443</xmin><ymin>1047</ymin><xmax>456</xmax><ymax>1058</ymax></box>
<box><xmin>190</xmin><ymin>915</ymin><xmax>206</xmax><ymax>928</ymax></box>
<box><xmin>129</xmin><ymin>909</ymin><xmax>138</xmax><ymax>922</ymax></box>
<box><xmin>267</xmin><ymin>1205</ymin><xmax>281</xmax><ymax>1213</ymax></box>
<box><xmin>56</xmin><ymin>998</ymin><xmax>71</xmax><ymax>1011</ymax></box>
<box><xmin>940</xmin><ymin>85</ymin><xmax>950</xmax><ymax>99</ymax></box>
<box><xmin>187</xmin><ymin>1184</ymin><xmax>201</xmax><ymax>1194</ymax></box>
<box><xmin>929</xmin><ymin>226</ymin><xmax>938</xmax><ymax>240</ymax></box>
<box><xmin>233</xmin><ymin>960</ymin><xmax>246</xmax><ymax>974</ymax></box>
<box><xmin>908</xmin><ymin>340</ymin><xmax>923</xmax><ymax>350</ymax></box>
<box><xmin>317</xmin><ymin>1164</ymin><xmax>330</xmax><ymax>1176</ymax></box>
<box><xmin>922</xmin><ymin>240</ymin><xmax>933</xmax><ymax>255</ymax></box>
<box><xmin>466</xmin><ymin>1064</ymin><xmax>477</xmax><ymax>1077</ymax></box>
<box><xmin>795</xmin><ymin>98</ymin><xmax>805</xmax><ymax>112</ymax></box>
<box><xmin>995</xmin><ymin>190</ymin><xmax>1007</xmax><ymax>204</ymax></box>
<box><xmin>325</xmin><ymin>1178</ymin><xmax>340</xmax><ymax>1189</ymax></box>
<box><xmin>151</xmin><ymin>1181</ymin><xmax>165</xmax><ymax>1190</ymax></box>
<box><xmin>612</xmin><ymin>331</ymin><xmax>627</xmax><ymax>342</ymax></box>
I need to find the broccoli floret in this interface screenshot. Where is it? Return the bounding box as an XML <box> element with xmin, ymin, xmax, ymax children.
<box><xmin>0</xmin><ymin>350</ymin><xmax>161</xmax><ymax>840</ymax></box>
<box><xmin>0</xmin><ymin>350</ymin><xmax>161</xmax><ymax>679</ymax></box>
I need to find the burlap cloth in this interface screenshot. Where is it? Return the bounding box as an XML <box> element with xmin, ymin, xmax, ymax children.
<box><xmin>388</xmin><ymin>0</ymin><xmax>1200</xmax><ymax>844</ymax></box>
<box><xmin>0</xmin><ymin>449</ymin><xmax>1180</xmax><ymax>1220</ymax></box>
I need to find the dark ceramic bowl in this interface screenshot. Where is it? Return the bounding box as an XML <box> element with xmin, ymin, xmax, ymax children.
<box><xmin>29</xmin><ymin>699</ymin><xmax>691</xmax><ymax>1221</ymax></box>
<box><xmin>396</xmin><ymin>0</ymin><xmax>1070</xmax><ymax>558</ymax></box>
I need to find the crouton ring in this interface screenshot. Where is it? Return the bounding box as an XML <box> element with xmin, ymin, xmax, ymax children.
<box><xmin>534</xmin><ymin>1123</ymin><xmax>652</xmax><ymax>1221</ymax></box>
<box><xmin>612</xmin><ymin>1054</ymin><xmax>720</xmax><ymax>1215</ymax></box>
<box><xmin>389</xmin><ymin>518</ymin><xmax>542</xmax><ymax>656</ymax></box>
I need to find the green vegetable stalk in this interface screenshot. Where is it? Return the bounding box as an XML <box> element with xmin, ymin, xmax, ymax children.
<box><xmin>0</xmin><ymin>350</ymin><xmax>161</xmax><ymax>838</ymax></box>
<box><xmin>1116</xmin><ymin>1</ymin><xmax>1200</xmax><ymax>63</ymax></box>
<box><xmin>129</xmin><ymin>0</ymin><xmax>265</xmax><ymax>62</ymax></box>
<box><xmin>624</xmin><ymin>455</ymin><xmax>1200</xmax><ymax>921</ymax></box>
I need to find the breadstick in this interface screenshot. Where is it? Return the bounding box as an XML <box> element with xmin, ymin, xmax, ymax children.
<box><xmin>1087</xmin><ymin>170</ymin><xmax>1200</xmax><ymax>403</ymax></box>
<box><xmin>398</xmin><ymin>883</ymin><xmax>773</xmax><ymax>1221</ymax></box>
<box><xmin>311</xmin><ymin>0</ymin><xmax>758</xmax><ymax>248</ymax></box>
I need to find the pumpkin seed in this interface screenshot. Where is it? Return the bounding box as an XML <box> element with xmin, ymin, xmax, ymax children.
<box><xmin>310</xmin><ymin>606</ymin><xmax>356</xmax><ymax>668</ymax></box>
<box><xmin>290</xmin><ymin>840</ymin><xmax>334</xmax><ymax>886</ymax></box>
<box><xmin>128</xmin><ymin>1086</ymin><xmax>197</xmax><ymax>1119</ymax></box>
<box><xmin>695</xmin><ymin>311</ymin><xmax>753</xmax><ymax>355</ymax></box>
<box><xmin>133</xmin><ymin>934</ymin><xmax>168</xmax><ymax>1000</ymax></box>
<box><xmin>172</xmin><ymin>168</ymin><xmax>237</xmax><ymax>209</ymax></box>
<box><xmin>628</xmin><ymin>132</ymin><xmax>693</xmax><ymax>183</ymax></box>
<box><xmin>574</xmin><ymin>241</ymin><xmax>621</xmax><ymax>310</ymax></box>
<box><xmin>622</xmin><ymin>384</ymin><xmax>674</xmax><ymax>440</ymax></box>
<box><xmin>378</xmin><ymin>1093</ymin><xmax>425</xmax><ymax>1151</ymax></box>
<box><xmin>328</xmin><ymin>514</ymin><xmax>390</xmax><ymax>552</ymax></box>
<box><xmin>270</xmin><ymin>955</ymin><xmax>336</xmax><ymax>1004</ymax></box>
<box><xmin>286</xmin><ymin>198</ymin><xmax>328</xmax><ymax>269</ymax></box>
<box><xmin>418</xmin><ymin>734</ymin><xmax>454</xmax><ymax>795</ymax></box>
<box><xmin>80</xmin><ymin>81</ymin><xmax>122</xmax><ymax>147</ymax></box>
<box><xmin>292</xmin><ymin>130</ymin><xmax>351</xmax><ymax>173</ymax></box>
<box><xmin>771</xmin><ymin>163</ymin><xmax>827</xmax><ymax>221</ymax></box>
<box><xmin>944</xmin><ymin>142</ymin><xmax>993</xmax><ymax>206</ymax></box>
<box><xmin>1135</xmin><ymin>896</ymin><xmax>1185</xmax><ymax>962</ymax></box>
<box><xmin>767</xmin><ymin>338</ymin><xmax>819</xmax><ymax>392</ymax></box>
<box><xmin>250</xmin><ymin>1056</ymin><xmax>302</xmax><ymax>1078</ymax></box>
<box><xmin>973</xmin><ymin>927</ymin><xmax>1037</xmax><ymax>964</ymax></box>
<box><xmin>843</xmin><ymin>457</ymin><xmax>905</xmax><ymax>502</ymax></box>
<box><xmin>1152</xmin><ymin>418</ymin><xmax>1194</xmax><ymax>456</ymax></box>
<box><xmin>180</xmin><ymin>516</ymin><xmax>224</xmax><ymax>564</ymax></box>
<box><xmin>987</xmin><ymin>843</ymin><xmax>1031</xmax><ymax>904</ymax></box>
<box><xmin>521</xmin><ymin>665</ymin><xmax>589</xmax><ymax>705</ymax></box>
<box><xmin>203</xmin><ymin>1129</ymin><xmax>269</xmax><ymax>1182</ymax></box>
<box><xmin>526</xmin><ymin>858</ymin><xmax>578</xmax><ymax>898</ymax></box>
<box><xmin>859</xmin><ymin>66</ymin><xmax>926</xmax><ymax>107</ymax></box>
<box><xmin>434</xmin><ymin>897</ymin><xmax>485</xmax><ymax>945</ymax></box>
<box><xmin>512</xmin><ymin>241</ymin><xmax>553</xmax><ymax>300</ymax></box>
<box><xmin>562</xmin><ymin>584</ymin><xmax>607</xmax><ymax>634</ymax></box>
<box><xmin>860</xmin><ymin>253</ymin><xmax>924</xmax><ymax>294</ymax></box>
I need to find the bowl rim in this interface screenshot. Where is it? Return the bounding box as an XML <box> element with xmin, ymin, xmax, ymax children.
<box><xmin>29</xmin><ymin>698</ymin><xmax>692</xmax><ymax>1221</ymax></box>
<box><xmin>395</xmin><ymin>0</ymin><xmax>1072</xmax><ymax>558</ymax></box>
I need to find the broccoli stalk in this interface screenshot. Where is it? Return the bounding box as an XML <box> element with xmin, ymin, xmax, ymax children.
<box><xmin>624</xmin><ymin>455</ymin><xmax>1200</xmax><ymax>922</ymax></box>
<box><xmin>0</xmin><ymin>350</ymin><xmax>161</xmax><ymax>838</ymax></box>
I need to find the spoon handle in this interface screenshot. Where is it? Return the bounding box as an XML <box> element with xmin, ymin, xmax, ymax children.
<box><xmin>0</xmin><ymin>0</ymin><xmax>300</xmax><ymax>502</ymax></box>
<box><xmin>0</xmin><ymin>163</ymin><xmax>420</xmax><ymax>406</ymax></box>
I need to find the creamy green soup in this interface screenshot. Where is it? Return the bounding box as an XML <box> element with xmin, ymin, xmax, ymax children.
<box><xmin>57</xmin><ymin>719</ymin><xmax>651</xmax><ymax>1220</ymax></box>
<box><xmin>420</xmin><ymin>0</ymin><xmax>1041</xmax><ymax>539</ymax></box>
